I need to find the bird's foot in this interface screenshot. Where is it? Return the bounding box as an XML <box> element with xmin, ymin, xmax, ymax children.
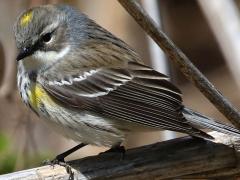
<box><xmin>42</xmin><ymin>156</ymin><xmax>74</xmax><ymax>179</ymax></box>
<box><xmin>104</xmin><ymin>145</ymin><xmax>126</xmax><ymax>153</ymax></box>
<box><xmin>99</xmin><ymin>145</ymin><xmax>126</xmax><ymax>160</ymax></box>
<box><xmin>42</xmin><ymin>154</ymin><xmax>65</xmax><ymax>166</ymax></box>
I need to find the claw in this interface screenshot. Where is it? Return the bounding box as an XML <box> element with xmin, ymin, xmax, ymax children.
<box><xmin>43</xmin><ymin>158</ymin><xmax>74</xmax><ymax>179</ymax></box>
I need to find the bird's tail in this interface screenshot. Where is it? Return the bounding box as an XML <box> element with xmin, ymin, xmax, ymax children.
<box><xmin>183</xmin><ymin>107</ymin><xmax>240</xmax><ymax>137</ymax></box>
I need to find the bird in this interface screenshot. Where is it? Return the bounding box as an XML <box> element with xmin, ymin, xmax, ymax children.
<box><xmin>13</xmin><ymin>4</ymin><xmax>240</xmax><ymax>162</ymax></box>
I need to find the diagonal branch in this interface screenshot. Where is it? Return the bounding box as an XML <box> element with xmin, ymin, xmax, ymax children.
<box><xmin>117</xmin><ymin>0</ymin><xmax>240</xmax><ymax>129</ymax></box>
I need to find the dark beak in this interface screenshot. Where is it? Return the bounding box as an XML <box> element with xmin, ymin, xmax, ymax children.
<box><xmin>16</xmin><ymin>47</ymin><xmax>34</xmax><ymax>61</ymax></box>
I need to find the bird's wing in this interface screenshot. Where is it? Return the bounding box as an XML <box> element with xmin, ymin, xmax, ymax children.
<box><xmin>41</xmin><ymin>61</ymin><xmax>210</xmax><ymax>137</ymax></box>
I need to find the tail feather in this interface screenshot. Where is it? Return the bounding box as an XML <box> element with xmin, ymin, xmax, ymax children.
<box><xmin>183</xmin><ymin>108</ymin><xmax>240</xmax><ymax>137</ymax></box>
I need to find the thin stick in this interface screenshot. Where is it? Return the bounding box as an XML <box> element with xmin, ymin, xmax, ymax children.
<box><xmin>118</xmin><ymin>0</ymin><xmax>240</xmax><ymax>129</ymax></box>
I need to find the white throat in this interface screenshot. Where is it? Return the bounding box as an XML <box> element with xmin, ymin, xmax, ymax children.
<box><xmin>22</xmin><ymin>45</ymin><xmax>71</xmax><ymax>72</ymax></box>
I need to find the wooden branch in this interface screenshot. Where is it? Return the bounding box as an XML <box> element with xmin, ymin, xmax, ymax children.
<box><xmin>117</xmin><ymin>0</ymin><xmax>240</xmax><ymax>130</ymax></box>
<box><xmin>1</xmin><ymin>132</ymin><xmax>240</xmax><ymax>179</ymax></box>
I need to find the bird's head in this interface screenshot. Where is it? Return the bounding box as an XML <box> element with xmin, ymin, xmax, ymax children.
<box><xmin>13</xmin><ymin>5</ymin><xmax>89</xmax><ymax>72</ymax></box>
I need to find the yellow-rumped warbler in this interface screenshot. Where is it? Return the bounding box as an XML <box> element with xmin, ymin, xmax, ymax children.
<box><xmin>13</xmin><ymin>5</ymin><xmax>240</xmax><ymax>161</ymax></box>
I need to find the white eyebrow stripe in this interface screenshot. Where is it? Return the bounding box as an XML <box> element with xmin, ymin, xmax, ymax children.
<box><xmin>40</xmin><ymin>22</ymin><xmax>59</xmax><ymax>35</ymax></box>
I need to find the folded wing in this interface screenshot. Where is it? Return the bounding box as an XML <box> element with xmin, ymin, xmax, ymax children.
<box><xmin>42</xmin><ymin>61</ymin><xmax>212</xmax><ymax>138</ymax></box>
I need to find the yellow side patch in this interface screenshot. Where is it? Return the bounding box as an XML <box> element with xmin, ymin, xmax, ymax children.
<box><xmin>28</xmin><ymin>84</ymin><xmax>53</xmax><ymax>111</ymax></box>
<box><xmin>20</xmin><ymin>11</ymin><xmax>33</xmax><ymax>27</ymax></box>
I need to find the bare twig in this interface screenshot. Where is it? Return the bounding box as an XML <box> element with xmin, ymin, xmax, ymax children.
<box><xmin>1</xmin><ymin>132</ymin><xmax>240</xmax><ymax>179</ymax></box>
<box><xmin>117</xmin><ymin>0</ymin><xmax>240</xmax><ymax>129</ymax></box>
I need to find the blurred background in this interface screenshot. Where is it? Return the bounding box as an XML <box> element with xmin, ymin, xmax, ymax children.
<box><xmin>1</xmin><ymin>0</ymin><xmax>240</xmax><ymax>174</ymax></box>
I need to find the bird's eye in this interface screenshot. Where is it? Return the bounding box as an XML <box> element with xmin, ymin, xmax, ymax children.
<box><xmin>42</xmin><ymin>33</ymin><xmax>52</xmax><ymax>43</ymax></box>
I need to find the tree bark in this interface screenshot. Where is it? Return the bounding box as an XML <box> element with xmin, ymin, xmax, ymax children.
<box><xmin>1</xmin><ymin>132</ymin><xmax>240</xmax><ymax>179</ymax></box>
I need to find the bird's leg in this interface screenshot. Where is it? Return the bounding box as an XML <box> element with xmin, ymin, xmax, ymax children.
<box><xmin>51</xmin><ymin>143</ymin><xmax>86</xmax><ymax>164</ymax></box>
<box><xmin>42</xmin><ymin>143</ymin><xmax>86</xmax><ymax>178</ymax></box>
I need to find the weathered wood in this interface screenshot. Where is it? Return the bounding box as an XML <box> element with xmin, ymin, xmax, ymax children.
<box><xmin>1</xmin><ymin>132</ymin><xmax>240</xmax><ymax>179</ymax></box>
<box><xmin>117</xmin><ymin>0</ymin><xmax>240</xmax><ymax>130</ymax></box>
<box><xmin>0</xmin><ymin>165</ymin><xmax>75</xmax><ymax>180</ymax></box>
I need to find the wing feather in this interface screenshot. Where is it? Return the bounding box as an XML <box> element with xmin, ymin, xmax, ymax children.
<box><xmin>42</xmin><ymin>61</ymin><xmax>209</xmax><ymax>137</ymax></box>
